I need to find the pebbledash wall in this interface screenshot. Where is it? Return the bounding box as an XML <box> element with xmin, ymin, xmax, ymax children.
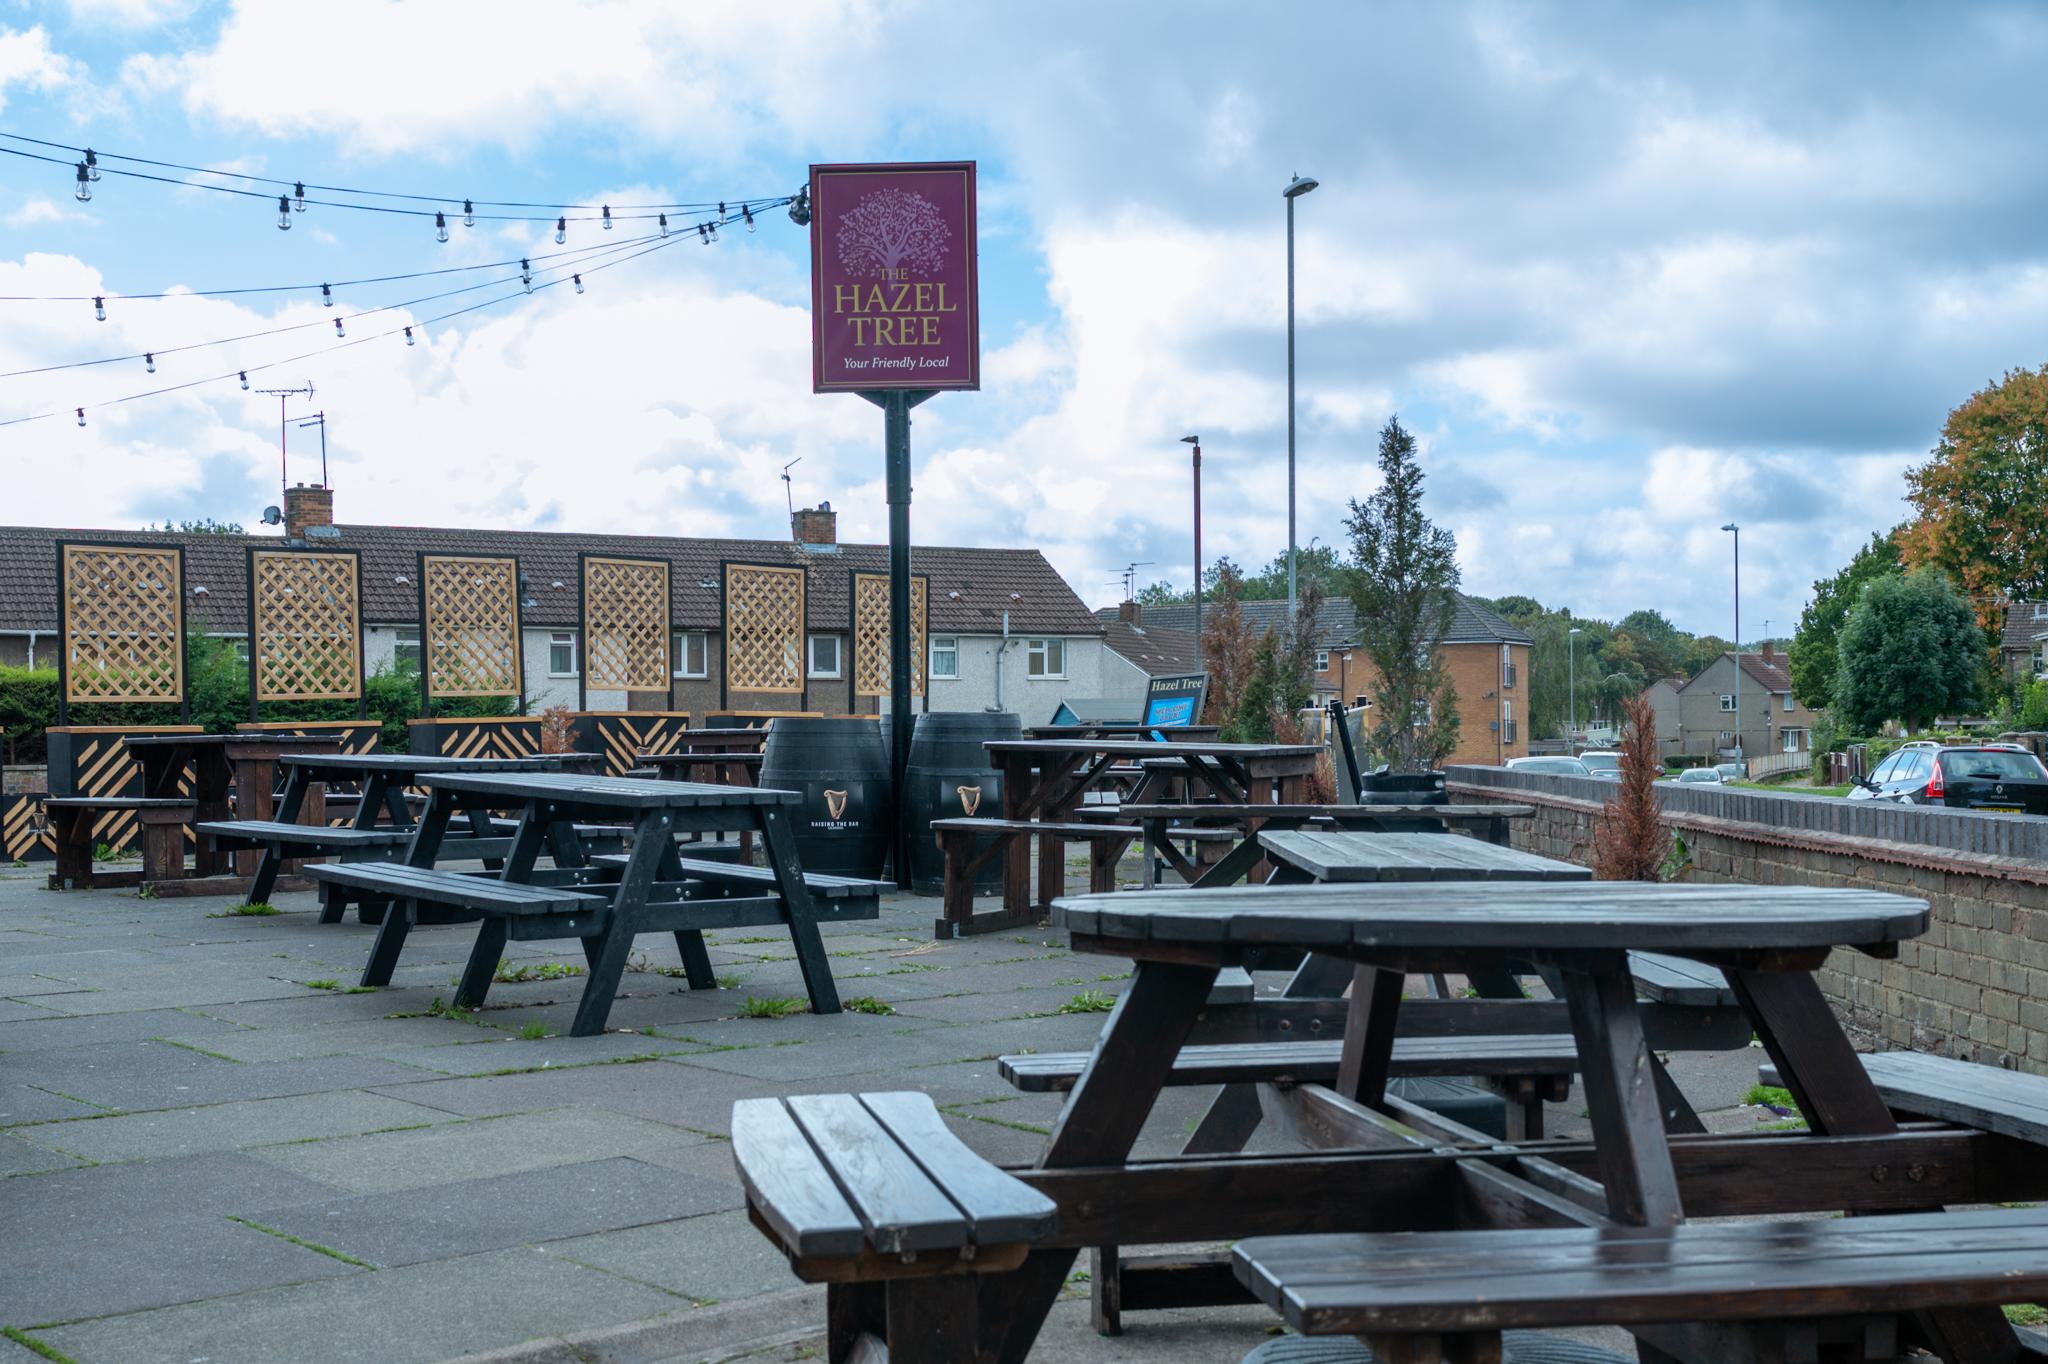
<box><xmin>1447</xmin><ymin>764</ymin><xmax>2048</xmax><ymax>1073</ymax></box>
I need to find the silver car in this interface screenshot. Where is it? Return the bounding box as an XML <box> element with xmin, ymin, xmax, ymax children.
<box><xmin>1506</xmin><ymin>756</ymin><xmax>1592</xmax><ymax>777</ymax></box>
<box><xmin>1673</xmin><ymin>767</ymin><xmax>1723</xmax><ymax>785</ymax></box>
<box><xmin>1577</xmin><ymin>751</ymin><xmax>1624</xmax><ymax>780</ymax></box>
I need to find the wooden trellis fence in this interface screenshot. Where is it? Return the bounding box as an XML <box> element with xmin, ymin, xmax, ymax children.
<box><xmin>419</xmin><ymin>553</ymin><xmax>525</xmax><ymax>713</ymax></box>
<box><xmin>578</xmin><ymin>554</ymin><xmax>671</xmax><ymax>706</ymax></box>
<box><xmin>55</xmin><ymin>541</ymin><xmax>188</xmax><ymax>724</ymax></box>
<box><xmin>721</xmin><ymin>562</ymin><xmax>806</xmax><ymax>703</ymax></box>
<box><xmin>247</xmin><ymin>547</ymin><xmax>366</xmax><ymax>719</ymax></box>
<box><xmin>850</xmin><ymin>570</ymin><xmax>928</xmax><ymax>700</ymax></box>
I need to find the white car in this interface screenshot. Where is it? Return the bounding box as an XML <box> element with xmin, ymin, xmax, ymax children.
<box><xmin>1505</xmin><ymin>756</ymin><xmax>1592</xmax><ymax>777</ymax></box>
<box><xmin>1672</xmin><ymin>767</ymin><xmax>1724</xmax><ymax>785</ymax></box>
<box><xmin>1577</xmin><ymin>751</ymin><xmax>1624</xmax><ymax>780</ymax></box>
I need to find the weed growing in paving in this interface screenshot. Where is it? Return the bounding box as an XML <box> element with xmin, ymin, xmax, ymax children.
<box><xmin>342</xmin><ymin>985</ymin><xmax>377</xmax><ymax>994</ymax></box>
<box><xmin>493</xmin><ymin>959</ymin><xmax>586</xmax><ymax>984</ymax></box>
<box><xmin>206</xmin><ymin>901</ymin><xmax>279</xmax><ymax>918</ymax></box>
<box><xmin>843</xmin><ymin>996</ymin><xmax>896</xmax><ymax>1016</ymax></box>
<box><xmin>716</xmin><ymin>974</ymin><xmax>744</xmax><ymax>990</ymax></box>
<box><xmin>738</xmin><ymin>995</ymin><xmax>807</xmax><ymax>1020</ymax></box>
<box><xmin>2007</xmin><ymin>1305</ymin><xmax>2048</xmax><ymax>1326</ymax></box>
<box><xmin>226</xmin><ymin>1216</ymin><xmax>376</xmax><ymax>1269</ymax></box>
<box><xmin>1745</xmin><ymin>1084</ymin><xmax>1799</xmax><ymax>1115</ymax></box>
<box><xmin>1057</xmin><ymin>990</ymin><xmax>1116</xmax><ymax>1014</ymax></box>
<box><xmin>135</xmin><ymin>882</ymin><xmax>160</xmax><ymax>900</ymax></box>
<box><xmin>2</xmin><ymin>1326</ymin><xmax>81</xmax><ymax>1363</ymax></box>
<box><xmin>304</xmin><ymin>979</ymin><xmax>340</xmax><ymax>991</ymax></box>
<box><xmin>517</xmin><ymin>1022</ymin><xmax>550</xmax><ymax>1041</ymax></box>
<box><xmin>423</xmin><ymin>996</ymin><xmax>482</xmax><ymax>1025</ymax></box>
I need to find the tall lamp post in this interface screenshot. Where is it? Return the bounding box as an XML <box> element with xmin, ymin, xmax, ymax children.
<box><xmin>1180</xmin><ymin>435</ymin><xmax>1203</xmax><ymax>671</ymax></box>
<box><xmin>1722</xmin><ymin>522</ymin><xmax>1741</xmax><ymax>761</ymax></box>
<box><xmin>1568</xmin><ymin>626</ymin><xmax>1582</xmax><ymax>739</ymax></box>
<box><xmin>1283</xmin><ymin>172</ymin><xmax>1318</xmax><ymax>638</ymax></box>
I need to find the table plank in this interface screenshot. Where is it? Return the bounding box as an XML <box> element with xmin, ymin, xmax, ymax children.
<box><xmin>987</xmin><ymin>740</ymin><xmax>1321</xmax><ymax>759</ymax></box>
<box><xmin>423</xmin><ymin>771</ymin><xmax>796</xmax><ymax>808</ymax></box>
<box><xmin>1259</xmin><ymin>830</ymin><xmax>1588</xmax><ymax>883</ymax></box>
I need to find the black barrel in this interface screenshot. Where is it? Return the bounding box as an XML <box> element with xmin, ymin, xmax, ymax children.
<box><xmin>1357</xmin><ymin>768</ymin><xmax>1447</xmax><ymax>805</ymax></box>
<box><xmin>759</xmin><ymin>718</ymin><xmax>892</xmax><ymax>877</ymax></box>
<box><xmin>903</xmin><ymin>711</ymin><xmax>1021</xmax><ymax>893</ymax></box>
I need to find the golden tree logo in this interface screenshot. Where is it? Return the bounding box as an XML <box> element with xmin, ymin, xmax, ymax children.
<box><xmin>836</xmin><ymin>188</ymin><xmax>951</xmax><ymax>277</ymax></box>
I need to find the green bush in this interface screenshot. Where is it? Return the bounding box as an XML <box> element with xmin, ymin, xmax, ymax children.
<box><xmin>2022</xmin><ymin>680</ymin><xmax>2048</xmax><ymax>733</ymax></box>
<box><xmin>0</xmin><ymin>666</ymin><xmax>60</xmax><ymax>764</ymax></box>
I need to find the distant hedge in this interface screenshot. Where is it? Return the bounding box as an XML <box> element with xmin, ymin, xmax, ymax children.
<box><xmin>0</xmin><ymin>666</ymin><xmax>59</xmax><ymax>764</ymax></box>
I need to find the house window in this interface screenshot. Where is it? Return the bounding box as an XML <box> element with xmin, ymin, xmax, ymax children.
<box><xmin>393</xmin><ymin>627</ymin><xmax>420</xmax><ymax>674</ymax></box>
<box><xmin>1314</xmin><ymin>649</ymin><xmax>1330</xmax><ymax>673</ymax></box>
<box><xmin>929</xmin><ymin>636</ymin><xmax>959</xmax><ymax>680</ymax></box>
<box><xmin>673</xmin><ymin>631</ymin><xmax>708</xmax><ymax>679</ymax></box>
<box><xmin>548</xmin><ymin>632</ymin><xmax>578</xmax><ymax>677</ymax></box>
<box><xmin>1503</xmin><ymin>660</ymin><xmax>1517</xmax><ymax>688</ymax></box>
<box><xmin>1026</xmin><ymin>639</ymin><xmax>1065</xmax><ymax>678</ymax></box>
<box><xmin>1782</xmin><ymin>691</ymin><xmax>1794</xmax><ymax>712</ymax></box>
<box><xmin>808</xmin><ymin>634</ymin><xmax>842</xmax><ymax>679</ymax></box>
<box><xmin>1719</xmin><ymin>693</ymin><xmax>1737</xmax><ymax>712</ymax></box>
<box><xmin>1504</xmin><ymin>716</ymin><xmax>1517</xmax><ymax>743</ymax></box>
<box><xmin>1784</xmin><ymin>728</ymin><xmax>1802</xmax><ymax>753</ymax></box>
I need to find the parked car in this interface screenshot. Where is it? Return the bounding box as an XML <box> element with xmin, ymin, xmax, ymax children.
<box><xmin>1505</xmin><ymin>756</ymin><xmax>1592</xmax><ymax>777</ymax></box>
<box><xmin>1848</xmin><ymin>745</ymin><xmax>2048</xmax><ymax>813</ymax></box>
<box><xmin>1713</xmin><ymin>762</ymin><xmax>1745</xmax><ymax>782</ymax></box>
<box><xmin>1672</xmin><ymin>767</ymin><xmax>1724</xmax><ymax>785</ymax></box>
<box><xmin>1577</xmin><ymin>751</ymin><xmax>1624</xmax><ymax>780</ymax></box>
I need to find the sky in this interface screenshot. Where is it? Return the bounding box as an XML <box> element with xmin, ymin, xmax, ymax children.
<box><xmin>3</xmin><ymin>2</ymin><xmax>2045</xmax><ymax>639</ymax></box>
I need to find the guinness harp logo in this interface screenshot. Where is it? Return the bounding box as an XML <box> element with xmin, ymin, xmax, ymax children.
<box><xmin>956</xmin><ymin>784</ymin><xmax>983</xmax><ymax>815</ymax></box>
<box><xmin>824</xmin><ymin>789</ymin><xmax>850</xmax><ymax>820</ymax></box>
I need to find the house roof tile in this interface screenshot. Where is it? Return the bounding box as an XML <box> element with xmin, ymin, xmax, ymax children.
<box><xmin>2003</xmin><ymin>601</ymin><xmax>2048</xmax><ymax>652</ymax></box>
<box><xmin>1098</xmin><ymin>618</ymin><xmax>1200</xmax><ymax>675</ymax></box>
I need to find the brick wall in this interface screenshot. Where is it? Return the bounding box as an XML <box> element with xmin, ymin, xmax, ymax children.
<box><xmin>1326</xmin><ymin>643</ymin><xmax>1528</xmax><ymax>766</ymax></box>
<box><xmin>1448</xmin><ymin>764</ymin><xmax>2048</xmax><ymax>1072</ymax></box>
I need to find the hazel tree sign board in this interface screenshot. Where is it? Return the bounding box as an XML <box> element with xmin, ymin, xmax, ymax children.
<box><xmin>56</xmin><ymin>541</ymin><xmax>187</xmax><ymax>710</ymax></box>
<box><xmin>810</xmin><ymin>161</ymin><xmax>979</xmax><ymax>393</ymax></box>
<box><xmin>420</xmin><ymin>553</ymin><xmax>524</xmax><ymax>701</ymax></box>
<box><xmin>851</xmin><ymin>570</ymin><xmax>927</xmax><ymax>699</ymax></box>
<box><xmin>249</xmin><ymin>548</ymin><xmax>365</xmax><ymax>704</ymax></box>
<box><xmin>580</xmin><ymin>554</ymin><xmax>671</xmax><ymax>696</ymax></box>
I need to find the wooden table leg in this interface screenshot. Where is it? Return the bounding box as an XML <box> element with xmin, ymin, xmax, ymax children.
<box><xmin>1335</xmin><ymin>965</ymin><xmax>1406</xmax><ymax>1107</ymax></box>
<box><xmin>1554</xmin><ymin>949</ymin><xmax>1682</xmax><ymax>1228</ymax></box>
<box><xmin>249</xmin><ymin>764</ymin><xmax>312</xmax><ymax>904</ymax></box>
<box><xmin>1731</xmin><ymin>967</ymin><xmax>2026</xmax><ymax>1362</ymax></box>
<box><xmin>759</xmin><ymin>807</ymin><xmax>841</xmax><ymax>1016</ymax></box>
<box><xmin>563</xmin><ymin>806</ymin><xmax>673</xmax><ymax>1035</ymax></box>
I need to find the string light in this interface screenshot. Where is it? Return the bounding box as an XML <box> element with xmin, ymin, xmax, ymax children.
<box><xmin>277</xmin><ymin>195</ymin><xmax>291</xmax><ymax>229</ymax></box>
<box><xmin>434</xmin><ymin>211</ymin><xmax>448</xmax><ymax>243</ymax></box>
<box><xmin>76</xmin><ymin>407</ymin><xmax>85</xmax><ymax>427</ymax></box>
<box><xmin>520</xmin><ymin>258</ymin><xmax>532</xmax><ymax>291</ymax></box>
<box><xmin>698</xmin><ymin>224</ymin><xmax>710</xmax><ymax>245</ymax></box>
<box><xmin>321</xmin><ymin>283</ymin><xmax>334</xmax><ymax>307</ymax></box>
<box><xmin>706</xmin><ymin>219</ymin><xmax>719</xmax><ymax>243</ymax></box>
<box><xmin>602</xmin><ymin>205</ymin><xmax>612</xmax><ymax>231</ymax></box>
<box><xmin>658</xmin><ymin>213</ymin><xmax>669</xmax><ymax>237</ymax></box>
<box><xmin>462</xmin><ymin>198</ymin><xmax>474</xmax><ymax>227</ymax></box>
<box><xmin>93</xmin><ymin>296</ymin><xmax>105</xmax><ymax>322</ymax></box>
<box><xmin>555</xmin><ymin>216</ymin><xmax>567</xmax><ymax>245</ymax></box>
<box><xmin>333</xmin><ymin>317</ymin><xmax>344</xmax><ymax>338</ymax></box>
<box><xmin>572</xmin><ymin>273</ymin><xmax>584</xmax><ymax>294</ymax></box>
<box><xmin>74</xmin><ymin>162</ymin><xmax>90</xmax><ymax>202</ymax></box>
<box><xmin>84</xmin><ymin>148</ymin><xmax>99</xmax><ymax>182</ymax></box>
<box><xmin>293</xmin><ymin>181</ymin><xmax>306</xmax><ymax>213</ymax></box>
<box><xmin>788</xmin><ymin>187</ymin><xmax>811</xmax><ymax>225</ymax></box>
<box><xmin>743</xmin><ymin>204</ymin><xmax>755</xmax><ymax>233</ymax></box>
<box><xmin>239</xmin><ymin>370</ymin><xmax>249</xmax><ymax>389</ymax></box>
<box><xmin>403</xmin><ymin>325</ymin><xmax>414</xmax><ymax>346</ymax></box>
<box><xmin>144</xmin><ymin>352</ymin><xmax>155</xmax><ymax>373</ymax></box>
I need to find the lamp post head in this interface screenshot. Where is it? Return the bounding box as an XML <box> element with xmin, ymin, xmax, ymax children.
<box><xmin>1180</xmin><ymin>435</ymin><xmax>1199</xmax><ymax>445</ymax></box>
<box><xmin>1569</xmin><ymin>626</ymin><xmax>1582</xmax><ymax>635</ymax></box>
<box><xmin>1284</xmin><ymin>174</ymin><xmax>1319</xmax><ymax>199</ymax></box>
<box><xmin>1721</xmin><ymin>522</ymin><xmax>1739</xmax><ymax>533</ymax></box>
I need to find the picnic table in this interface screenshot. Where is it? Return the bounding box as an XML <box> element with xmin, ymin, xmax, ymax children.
<box><xmin>1120</xmin><ymin>801</ymin><xmax>1537</xmax><ymax>892</ymax></box>
<box><xmin>104</xmin><ymin>731</ymin><xmax>342</xmax><ymax>894</ymax></box>
<box><xmin>979</xmin><ymin>738</ymin><xmax>1321</xmax><ymax>925</ymax></box>
<box><xmin>305</xmin><ymin>771</ymin><xmax>883</xmax><ymax>1035</ymax></box>
<box><xmin>1022</xmin><ymin>723</ymin><xmax>1221</xmax><ymax>740</ymax></box>
<box><xmin>994</xmin><ymin>880</ymin><xmax>2044</xmax><ymax>1363</ymax></box>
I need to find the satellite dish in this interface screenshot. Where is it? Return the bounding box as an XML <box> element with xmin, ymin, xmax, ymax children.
<box><xmin>260</xmin><ymin>505</ymin><xmax>282</xmax><ymax>525</ymax></box>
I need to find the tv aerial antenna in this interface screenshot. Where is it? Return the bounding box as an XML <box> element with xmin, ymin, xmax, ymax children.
<box><xmin>781</xmin><ymin>457</ymin><xmax>803</xmax><ymax>525</ymax></box>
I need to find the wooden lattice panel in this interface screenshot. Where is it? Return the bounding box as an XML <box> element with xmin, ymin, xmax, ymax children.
<box><xmin>724</xmin><ymin>564</ymin><xmax>806</xmax><ymax>695</ymax></box>
<box><xmin>422</xmin><ymin>555</ymin><xmax>523</xmax><ymax>698</ymax></box>
<box><xmin>60</xmin><ymin>544</ymin><xmax>185</xmax><ymax>703</ymax></box>
<box><xmin>582</xmin><ymin>557</ymin><xmax>670</xmax><ymax>692</ymax></box>
<box><xmin>251</xmin><ymin>550</ymin><xmax>364</xmax><ymax>702</ymax></box>
<box><xmin>853</xmin><ymin>572</ymin><xmax>927</xmax><ymax>698</ymax></box>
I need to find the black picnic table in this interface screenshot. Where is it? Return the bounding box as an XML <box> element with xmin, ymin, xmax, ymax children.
<box><xmin>322</xmin><ymin>771</ymin><xmax>873</xmax><ymax>1035</ymax></box>
<box><xmin>965</xmin><ymin>880</ymin><xmax>2048</xmax><ymax>1362</ymax></box>
<box><xmin>119</xmin><ymin>731</ymin><xmax>342</xmax><ymax>890</ymax></box>
<box><xmin>1125</xmin><ymin>801</ymin><xmax>1539</xmax><ymax>892</ymax></box>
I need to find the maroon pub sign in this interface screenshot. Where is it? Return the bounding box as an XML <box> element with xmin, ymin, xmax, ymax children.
<box><xmin>809</xmin><ymin>161</ymin><xmax>979</xmax><ymax>393</ymax></box>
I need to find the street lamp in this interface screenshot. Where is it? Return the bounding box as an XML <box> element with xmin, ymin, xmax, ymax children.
<box><xmin>1568</xmin><ymin>626</ymin><xmax>1582</xmax><ymax>740</ymax></box>
<box><xmin>1180</xmin><ymin>435</ymin><xmax>1202</xmax><ymax>671</ymax></box>
<box><xmin>1283</xmin><ymin>172</ymin><xmax>1318</xmax><ymax>639</ymax></box>
<box><xmin>1722</xmin><ymin>522</ymin><xmax>1741</xmax><ymax>762</ymax></box>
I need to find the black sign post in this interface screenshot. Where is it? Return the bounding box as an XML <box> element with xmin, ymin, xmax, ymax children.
<box><xmin>862</xmin><ymin>389</ymin><xmax>934</xmax><ymax>889</ymax></box>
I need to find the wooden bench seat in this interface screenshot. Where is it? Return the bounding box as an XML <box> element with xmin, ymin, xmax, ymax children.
<box><xmin>1759</xmin><ymin>1050</ymin><xmax>2048</xmax><ymax>1146</ymax></box>
<box><xmin>929</xmin><ymin>816</ymin><xmax>1145</xmax><ymax>940</ymax></box>
<box><xmin>1231</xmin><ymin>1206</ymin><xmax>2048</xmax><ymax>1349</ymax></box>
<box><xmin>735</xmin><ymin>1090</ymin><xmax>1056</xmax><ymax>1271</ymax></box>
<box><xmin>999</xmin><ymin>1034</ymin><xmax>1577</xmax><ymax>1095</ymax></box>
<box><xmin>588</xmin><ymin>853</ymin><xmax>888</xmax><ymax>904</ymax></box>
<box><xmin>197</xmin><ymin>820</ymin><xmax>409</xmax><ymax>851</ymax></box>
<box><xmin>44</xmin><ymin>796</ymin><xmax>196</xmax><ymax>890</ymax></box>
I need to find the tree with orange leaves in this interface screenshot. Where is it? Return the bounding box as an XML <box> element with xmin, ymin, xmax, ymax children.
<box><xmin>1900</xmin><ymin>366</ymin><xmax>2048</xmax><ymax>634</ymax></box>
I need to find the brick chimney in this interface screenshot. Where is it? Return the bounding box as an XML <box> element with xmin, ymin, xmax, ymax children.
<box><xmin>284</xmin><ymin>483</ymin><xmax>333</xmax><ymax>541</ymax></box>
<box><xmin>792</xmin><ymin>501</ymin><xmax>836</xmax><ymax>545</ymax></box>
<box><xmin>1762</xmin><ymin>640</ymin><xmax>1775</xmax><ymax>663</ymax></box>
<box><xmin>1118</xmin><ymin>600</ymin><xmax>1141</xmax><ymax>624</ymax></box>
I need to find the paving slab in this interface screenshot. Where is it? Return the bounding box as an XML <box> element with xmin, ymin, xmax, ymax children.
<box><xmin>539</xmin><ymin>1207</ymin><xmax>791</xmax><ymax>1305</ymax></box>
<box><xmin>368</xmin><ymin>1031</ymin><xmax>710</xmax><ymax>1077</ymax></box>
<box><xmin>0</xmin><ymin>1080</ymin><xmax>111</xmax><ymax>1125</ymax></box>
<box><xmin>12</xmin><ymin>1090</ymin><xmax>453</xmax><ymax>1163</ymax></box>
<box><xmin>0</xmin><ymin>1004</ymin><xmax>250</xmax><ymax>1053</ymax></box>
<box><xmin>249</xmin><ymin>1156</ymin><xmax>741</xmax><ymax>1268</ymax></box>
<box><xmin>187</xmin><ymin>1014</ymin><xmax>516</xmax><ymax>1063</ymax></box>
<box><xmin>255</xmin><ymin>1106</ymin><xmax>703</xmax><ymax>1195</ymax></box>
<box><xmin>33</xmin><ymin>1246</ymin><xmax>689</xmax><ymax>1364</ymax></box>
<box><xmin>49</xmin><ymin>1051</ymin><xmax>441</xmax><ymax>1113</ymax></box>
<box><xmin>3</xmin><ymin>1150</ymin><xmax>345</xmax><ymax>1233</ymax></box>
<box><xmin>0</xmin><ymin>1131</ymin><xmax>89</xmax><ymax>1177</ymax></box>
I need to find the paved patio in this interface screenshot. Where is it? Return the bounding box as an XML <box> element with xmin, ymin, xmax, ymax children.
<box><xmin>0</xmin><ymin>858</ymin><xmax>1769</xmax><ymax>1363</ymax></box>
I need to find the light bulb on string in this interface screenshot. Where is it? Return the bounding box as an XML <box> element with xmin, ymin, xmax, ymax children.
<box><xmin>144</xmin><ymin>352</ymin><xmax>155</xmax><ymax>374</ymax></box>
<box><xmin>332</xmin><ymin>317</ymin><xmax>345</xmax><ymax>338</ymax></box>
<box><xmin>84</xmin><ymin>148</ymin><xmax>100</xmax><ymax>182</ymax></box>
<box><xmin>658</xmin><ymin>213</ymin><xmax>669</xmax><ymax>237</ymax></box>
<box><xmin>718</xmin><ymin>202</ymin><xmax>727</xmax><ymax>222</ymax></box>
<box><xmin>321</xmin><ymin>283</ymin><xmax>333</xmax><ymax>307</ymax></box>
<box><xmin>697</xmin><ymin>224</ymin><xmax>710</xmax><ymax>245</ymax></box>
<box><xmin>788</xmin><ymin>188</ymin><xmax>811</xmax><ymax>225</ymax></box>
<box><xmin>435</xmin><ymin>211</ymin><xmax>449</xmax><ymax>243</ymax></box>
<box><xmin>294</xmin><ymin>182</ymin><xmax>306</xmax><ymax>213</ymax></box>
<box><xmin>555</xmin><ymin>216</ymin><xmax>567</xmax><ymax>245</ymax></box>
<box><xmin>277</xmin><ymin>195</ymin><xmax>291</xmax><ymax>229</ymax></box>
<box><xmin>462</xmin><ymin>199</ymin><xmax>474</xmax><ymax>227</ymax></box>
<box><xmin>743</xmin><ymin>204</ymin><xmax>756</xmax><ymax>233</ymax></box>
<box><xmin>93</xmin><ymin>296</ymin><xmax>105</xmax><ymax>322</ymax></box>
<box><xmin>573</xmin><ymin>273</ymin><xmax>584</xmax><ymax>294</ymax></box>
<box><xmin>520</xmin><ymin>259</ymin><xmax>532</xmax><ymax>291</ymax></box>
<box><xmin>76</xmin><ymin>407</ymin><xmax>85</xmax><ymax>427</ymax></box>
<box><xmin>239</xmin><ymin>371</ymin><xmax>249</xmax><ymax>390</ymax></box>
<box><xmin>706</xmin><ymin>220</ymin><xmax>719</xmax><ymax>243</ymax></box>
<box><xmin>404</xmin><ymin>326</ymin><xmax>415</xmax><ymax>347</ymax></box>
<box><xmin>601</xmin><ymin>205</ymin><xmax>612</xmax><ymax>231</ymax></box>
<box><xmin>74</xmin><ymin>163</ymin><xmax>91</xmax><ymax>202</ymax></box>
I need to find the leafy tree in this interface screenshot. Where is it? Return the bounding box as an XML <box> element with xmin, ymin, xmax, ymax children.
<box><xmin>146</xmin><ymin>518</ymin><xmax>244</xmax><ymax>535</ymax></box>
<box><xmin>1240</xmin><ymin>543</ymin><xmax>1349</xmax><ymax>602</ymax></box>
<box><xmin>2020</xmin><ymin>679</ymin><xmax>2048</xmax><ymax>732</ymax></box>
<box><xmin>1487</xmin><ymin>595</ymin><xmax>1546</xmax><ymax>623</ymax></box>
<box><xmin>1345</xmin><ymin>415</ymin><xmax>1461</xmax><ymax>768</ymax></box>
<box><xmin>1788</xmin><ymin>531</ymin><xmax>1902</xmax><ymax>709</ymax></box>
<box><xmin>1677</xmin><ymin>634</ymin><xmax>1732</xmax><ymax>679</ymax></box>
<box><xmin>1900</xmin><ymin>366</ymin><xmax>2048</xmax><ymax>625</ymax></box>
<box><xmin>1224</xmin><ymin>635</ymin><xmax>1285</xmax><ymax>743</ymax></box>
<box><xmin>1834</xmin><ymin>569</ymin><xmax>1984</xmax><ymax>732</ymax></box>
<box><xmin>1199</xmin><ymin>562</ymin><xmax>1262</xmax><ymax>728</ymax></box>
<box><xmin>1135</xmin><ymin>580</ymin><xmax>1189</xmax><ymax>607</ymax></box>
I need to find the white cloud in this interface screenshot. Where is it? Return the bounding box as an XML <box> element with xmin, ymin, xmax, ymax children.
<box><xmin>4</xmin><ymin>197</ymin><xmax>86</xmax><ymax>228</ymax></box>
<box><xmin>0</xmin><ymin>25</ymin><xmax>79</xmax><ymax>112</ymax></box>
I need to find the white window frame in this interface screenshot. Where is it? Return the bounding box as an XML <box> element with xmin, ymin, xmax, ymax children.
<box><xmin>929</xmin><ymin>636</ymin><xmax>959</xmax><ymax>680</ymax></box>
<box><xmin>548</xmin><ymin>632</ymin><xmax>578</xmax><ymax>678</ymax></box>
<box><xmin>1782</xmin><ymin>691</ymin><xmax>1794</xmax><ymax>712</ymax></box>
<box><xmin>673</xmin><ymin>631</ymin><xmax>708</xmax><ymax>679</ymax></box>
<box><xmin>1026</xmin><ymin>638</ymin><xmax>1066</xmax><ymax>679</ymax></box>
<box><xmin>393</xmin><ymin>626</ymin><xmax>421</xmax><ymax>674</ymax></box>
<box><xmin>1718</xmin><ymin>693</ymin><xmax>1737</xmax><ymax>713</ymax></box>
<box><xmin>1314</xmin><ymin>649</ymin><xmax>1330</xmax><ymax>673</ymax></box>
<box><xmin>808</xmin><ymin>634</ymin><xmax>842</xmax><ymax>679</ymax></box>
